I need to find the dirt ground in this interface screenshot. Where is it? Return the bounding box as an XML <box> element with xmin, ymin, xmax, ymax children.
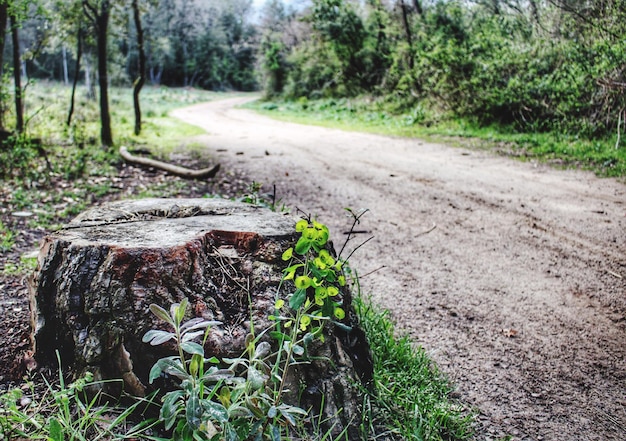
<box><xmin>1</xmin><ymin>95</ymin><xmax>625</xmax><ymax>440</ymax></box>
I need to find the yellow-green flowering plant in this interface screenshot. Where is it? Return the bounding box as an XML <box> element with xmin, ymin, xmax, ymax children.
<box><xmin>275</xmin><ymin>219</ymin><xmax>348</xmax><ymax>337</ymax></box>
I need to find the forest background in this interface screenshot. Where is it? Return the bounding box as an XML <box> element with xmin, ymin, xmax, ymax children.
<box><xmin>0</xmin><ymin>0</ymin><xmax>623</xmax><ymax>164</ymax></box>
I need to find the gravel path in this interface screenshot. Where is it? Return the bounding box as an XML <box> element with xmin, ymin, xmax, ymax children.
<box><xmin>173</xmin><ymin>96</ymin><xmax>626</xmax><ymax>441</ymax></box>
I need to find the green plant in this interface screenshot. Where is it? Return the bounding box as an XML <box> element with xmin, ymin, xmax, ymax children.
<box><xmin>0</xmin><ymin>356</ymin><xmax>158</xmax><ymax>440</ymax></box>
<box><xmin>278</xmin><ymin>218</ymin><xmax>347</xmax><ymax>325</ymax></box>
<box><xmin>143</xmin><ymin>218</ymin><xmax>352</xmax><ymax>440</ymax></box>
<box><xmin>238</xmin><ymin>182</ymin><xmax>286</xmax><ymax>213</ymax></box>
<box><xmin>0</xmin><ymin>221</ymin><xmax>15</xmax><ymax>253</ymax></box>
<box><xmin>2</xmin><ymin>255</ymin><xmax>37</xmax><ymax>276</ymax></box>
<box><xmin>144</xmin><ymin>298</ymin><xmax>309</xmax><ymax>441</ymax></box>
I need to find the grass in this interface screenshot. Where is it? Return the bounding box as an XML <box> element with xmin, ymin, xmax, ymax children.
<box><xmin>0</xmin><ymin>82</ymin><xmax>229</xmax><ymax>232</ymax></box>
<box><xmin>22</xmin><ymin>81</ymin><xmax>225</xmax><ymax>155</ymax></box>
<box><xmin>245</xmin><ymin>97</ymin><xmax>626</xmax><ymax>179</ymax></box>
<box><xmin>0</xmin><ymin>293</ymin><xmax>475</xmax><ymax>441</ymax></box>
<box><xmin>355</xmin><ymin>295</ymin><xmax>474</xmax><ymax>440</ymax></box>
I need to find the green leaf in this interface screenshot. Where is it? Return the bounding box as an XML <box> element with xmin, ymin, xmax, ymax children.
<box><xmin>175</xmin><ymin>298</ymin><xmax>189</xmax><ymax>325</ymax></box>
<box><xmin>247</xmin><ymin>365</ymin><xmax>268</xmax><ymax>390</ymax></box>
<box><xmin>289</xmin><ymin>288</ymin><xmax>307</xmax><ymax>309</ymax></box>
<box><xmin>278</xmin><ymin>403</ymin><xmax>307</xmax><ymax>426</ymax></box>
<box><xmin>294</xmin><ymin>275</ymin><xmax>311</xmax><ymax>289</ymax></box>
<box><xmin>142</xmin><ymin>329</ymin><xmax>175</xmax><ymax>345</ymax></box>
<box><xmin>180</xmin><ymin>317</ymin><xmax>222</xmax><ymax>332</ymax></box>
<box><xmin>270</xmin><ymin>424</ymin><xmax>281</xmax><ymax>441</ymax></box>
<box><xmin>292</xmin><ymin>344</ymin><xmax>305</xmax><ymax>356</ymax></box>
<box><xmin>48</xmin><ymin>417</ymin><xmax>63</xmax><ymax>441</ymax></box>
<box><xmin>149</xmin><ymin>362</ymin><xmax>163</xmax><ymax>384</ymax></box>
<box><xmin>186</xmin><ymin>393</ymin><xmax>202</xmax><ymax>429</ymax></box>
<box><xmin>203</xmin><ymin>400</ymin><xmax>229</xmax><ymax>424</ymax></box>
<box><xmin>254</xmin><ymin>341</ymin><xmax>271</xmax><ymax>359</ymax></box>
<box><xmin>149</xmin><ymin>304</ymin><xmax>174</xmax><ymax>325</ymax></box>
<box><xmin>269</xmin><ymin>331</ymin><xmax>291</xmax><ymax>342</ymax></box>
<box><xmin>295</xmin><ymin>219</ymin><xmax>308</xmax><ymax>232</ymax></box>
<box><xmin>180</xmin><ymin>341</ymin><xmax>205</xmax><ymax>356</ymax></box>
<box><xmin>161</xmin><ymin>390</ymin><xmax>184</xmax><ymax>430</ymax></box>
<box><xmin>267</xmin><ymin>405</ymin><xmax>278</xmax><ymax>418</ymax></box>
<box><xmin>202</xmin><ymin>368</ymin><xmax>235</xmax><ymax>382</ymax></box>
<box><xmin>156</xmin><ymin>357</ymin><xmax>190</xmax><ymax>381</ymax></box>
<box><xmin>281</xmin><ymin>247</ymin><xmax>293</xmax><ymax>261</ymax></box>
<box><xmin>294</xmin><ymin>236</ymin><xmax>312</xmax><ymax>254</ymax></box>
<box><xmin>181</xmin><ymin>329</ymin><xmax>206</xmax><ymax>342</ymax></box>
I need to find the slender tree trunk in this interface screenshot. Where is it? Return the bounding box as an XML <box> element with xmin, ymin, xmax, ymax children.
<box><xmin>84</xmin><ymin>56</ymin><xmax>95</xmax><ymax>100</ymax></box>
<box><xmin>62</xmin><ymin>46</ymin><xmax>69</xmax><ymax>85</ymax></box>
<box><xmin>132</xmin><ymin>0</ymin><xmax>146</xmax><ymax>136</ymax></box>
<box><xmin>68</xmin><ymin>27</ymin><xmax>83</xmax><ymax>127</ymax></box>
<box><xmin>0</xmin><ymin>3</ymin><xmax>9</xmax><ymax>130</ymax></box>
<box><xmin>10</xmin><ymin>13</ymin><xmax>23</xmax><ymax>134</ymax></box>
<box><xmin>84</xmin><ymin>0</ymin><xmax>113</xmax><ymax>147</ymax></box>
<box><xmin>412</xmin><ymin>0</ymin><xmax>423</xmax><ymax>15</ymax></box>
<box><xmin>97</xmin><ymin>1</ymin><xmax>113</xmax><ymax>146</ymax></box>
<box><xmin>399</xmin><ymin>0</ymin><xmax>414</xmax><ymax>69</ymax></box>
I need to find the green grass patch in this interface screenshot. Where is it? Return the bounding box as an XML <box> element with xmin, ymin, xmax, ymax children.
<box><xmin>245</xmin><ymin>97</ymin><xmax>626</xmax><ymax>178</ymax></box>
<box><xmin>22</xmin><ymin>82</ymin><xmax>222</xmax><ymax>155</ymax></box>
<box><xmin>355</xmin><ymin>295</ymin><xmax>475</xmax><ymax>440</ymax></box>
<box><xmin>0</xmin><ymin>83</ymin><xmax>232</xmax><ymax>233</ymax></box>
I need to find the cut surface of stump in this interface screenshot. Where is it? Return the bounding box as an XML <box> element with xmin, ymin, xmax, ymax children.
<box><xmin>30</xmin><ymin>198</ymin><xmax>371</xmax><ymax>437</ymax></box>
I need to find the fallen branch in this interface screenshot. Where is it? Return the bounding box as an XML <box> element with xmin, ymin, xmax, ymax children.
<box><xmin>119</xmin><ymin>146</ymin><xmax>220</xmax><ymax>179</ymax></box>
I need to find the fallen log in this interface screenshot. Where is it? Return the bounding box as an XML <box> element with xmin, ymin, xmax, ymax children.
<box><xmin>119</xmin><ymin>146</ymin><xmax>220</xmax><ymax>179</ymax></box>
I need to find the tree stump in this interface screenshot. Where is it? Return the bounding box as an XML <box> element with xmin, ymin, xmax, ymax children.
<box><xmin>29</xmin><ymin>198</ymin><xmax>371</xmax><ymax>437</ymax></box>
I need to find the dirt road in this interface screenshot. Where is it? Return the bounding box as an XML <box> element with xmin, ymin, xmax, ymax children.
<box><xmin>173</xmin><ymin>96</ymin><xmax>626</xmax><ymax>441</ymax></box>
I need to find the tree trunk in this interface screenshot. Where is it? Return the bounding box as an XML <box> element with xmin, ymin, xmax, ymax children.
<box><xmin>30</xmin><ymin>198</ymin><xmax>372</xmax><ymax>438</ymax></box>
<box><xmin>67</xmin><ymin>27</ymin><xmax>83</xmax><ymax>127</ymax></box>
<box><xmin>10</xmin><ymin>13</ymin><xmax>23</xmax><ymax>134</ymax></box>
<box><xmin>62</xmin><ymin>46</ymin><xmax>69</xmax><ymax>85</ymax></box>
<box><xmin>84</xmin><ymin>55</ymin><xmax>96</xmax><ymax>100</ymax></box>
<box><xmin>132</xmin><ymin>0</ymin><xmax>146</xmax><ymax>136</ymax></box>
<box><xmin>412</xmin><ymin>0</ymin><xmax>423</xmax><ymax>15</ymax></box>
<box><xmin>84</xmin><ymin>0</ymin><xmax>113</xmax><ymax>146</ymax></box>
<box><xmin>96</xmin><ymin>0</ymin><xmax>113</xmax><ymax>147</ymax></box>
<box><xmin>119</xmin><ymin>146</ymin><xmax>220</xmax><ymax>179</ymax></box>
<box><xmin>398</xmin><ymin>0</ymin><xmax>414</xmax><ymax>70</ymax></box>
<box><xmin>0</xmin><ymin>3</ymin><xmax>8</xmax><ymax>130</ymax></box>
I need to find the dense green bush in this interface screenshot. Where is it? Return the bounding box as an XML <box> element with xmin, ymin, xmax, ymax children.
<box><xmin>267</xmin><ymin>0</ymin><xmax>626</xmax><ymax>140</ymax></box>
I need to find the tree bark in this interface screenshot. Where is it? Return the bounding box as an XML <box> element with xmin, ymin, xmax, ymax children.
<box><xmin>0</xmin><ymin>3</ymin><xmax>7</xmax><ymax>130</ymax></box>
<box><xmin>30</xmin><ymin>198</ymin><xmax>372</xmax><ymax>438</ymax></box>
<box><xmin>84</xmin><ymin>0</ymin><xmax>113</xmax><ymax>147</ymax></box>
<box><xmin>10</xmin><ymin>13</ymin><xmax>23</xmax><ymax>134</ymax></box>
<box><xmin>398</xmin><ymin>0</ymin><xmax>414</xmax><ymax>70</ymax></box>
<box><xmin>62</xmin><ymin>46</ymin><xmax>69</xmax><ymax>85</ymax></box>
<box><xmin>67</xmin><ymin>27</ymin><xmax>83</xmax><ymax>127</ymax></box>
<box><xmin>132</xmin><ymin>0</ymin><xmax>146</xmax><ymax>136</ymax></box>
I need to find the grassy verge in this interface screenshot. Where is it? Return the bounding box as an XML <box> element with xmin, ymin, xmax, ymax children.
<box><xmin>245</xmin><ymin>97</ymin><xmax>626</xmax><ymax>179</ymax></box>
<box><xmin>355</xmin><ymin>295</ymin><xmax>474</xmax><ymax>440</ymax></box>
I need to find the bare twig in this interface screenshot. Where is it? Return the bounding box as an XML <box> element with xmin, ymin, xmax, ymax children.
<box><xmin>357</xmin><ymin>265</ymin><xmax>386</xmax><ymax>279</ymax></box>
<box><xmin>416</xmin><ymin>224</ymin><xmax>437</xmax><ymax>237</ymax></box>
<box><xmin>338</xmin><ymin>208</ymin><xmax>369</xmax><ymax>259</ymax></box>
<box><xmin>606</xmin><ymin>269</ymin><xmax>623</xmax><ymax>279</ymax></box>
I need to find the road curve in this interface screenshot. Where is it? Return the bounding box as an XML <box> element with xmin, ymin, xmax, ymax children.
<box><xmin>173</xmin><ymin>96</ymin><xmax>626</xmax><ymax>441</ymax></box>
